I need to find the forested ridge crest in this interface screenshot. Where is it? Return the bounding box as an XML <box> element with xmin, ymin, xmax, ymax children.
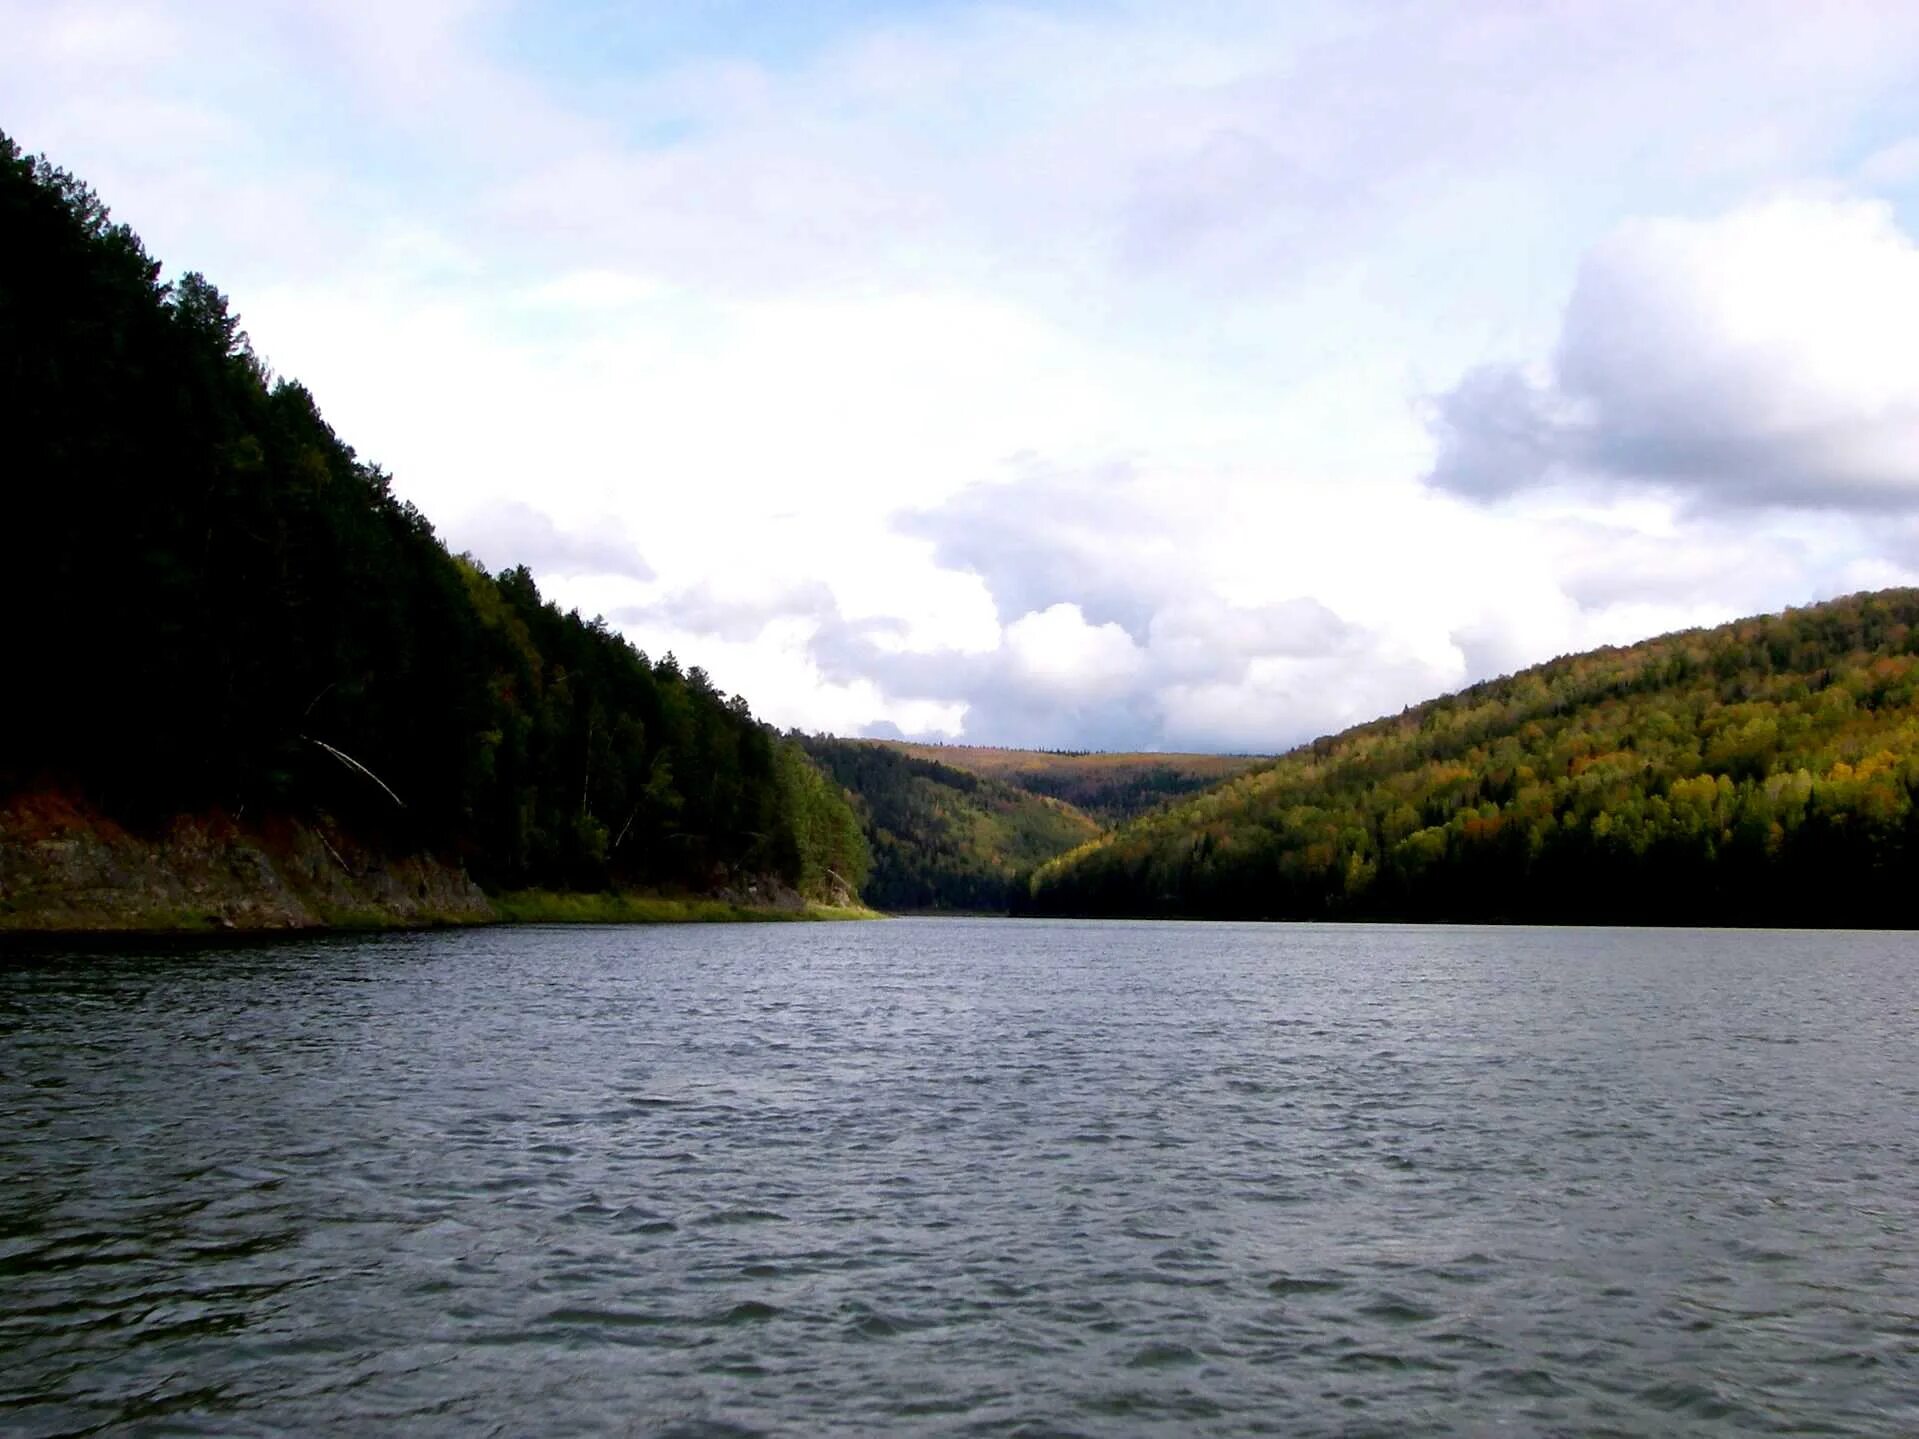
<box><xmin>797</xmin><ymin>737</ymin><xmax>1099</xmax><ymax>911</ymax></box>
<box><xmin>1024</xmin><ymin>590</ymin><xmax>1919</xmax><ymax>925</ymax></box>
<box><xmin>0</xmin><ymin>131</ymin><xmax>868</xmax><ymax>903</ymax></box>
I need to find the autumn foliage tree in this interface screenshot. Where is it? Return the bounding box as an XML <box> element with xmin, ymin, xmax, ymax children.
<box><xmin>1024</xmin><ymin>591</ymin><xmax>1919</xmax><ymax>926</ymax></box>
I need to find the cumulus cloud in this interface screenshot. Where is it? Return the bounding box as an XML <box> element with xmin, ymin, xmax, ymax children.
<box><xmin>446</xmin><ymin>502</ymin><xmax>654</xmax><ymax>582</ymax></box>
<box><xmin>1146</xmin><ymin>597</ymin><xmax>1357</xmax><ymax>684</ymax></box>
<box><xmin>613</xmin><ymin>580</ymin><xmax>836</xmax><ymax>642</ymax></box>
<box><xmin>766</xmin><ymin>467</ymin><xmax>1461</xmax><ymax>750</ymax></box>
<box><xmin>1430</xmin><ymin>197</ymin><xmax>1919</xmax><ymax>511</ymax></box>
<box><xmin>1003</xmin><ymin>604</ymin><xmax>1145</xmax><ymax>697</ymax></box>
<box><xmin>897</xmin><ymin>463</ymin><xmax>1183</xmax><ymax>640</ymax></box>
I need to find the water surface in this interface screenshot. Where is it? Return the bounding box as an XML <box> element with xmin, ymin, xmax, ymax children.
<box><xmin>4</xmin><ymin>919</ymin><xmax>1917</xmax><ymax>1435</ymax></box>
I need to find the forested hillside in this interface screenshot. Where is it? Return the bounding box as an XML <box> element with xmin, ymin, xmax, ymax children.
<box><xmin>880</xmin><ymin>744</ymin><xmax>1265</xmax><ymax>826</ymax></box>
<box><xmin>1024</xmin><ymin>592</ymin><xmax>1919</xmax><ymax>926</ymax></box>
<box><xmin>0</xmin><ymin>133</ymin><xmax>867</xmax><ymax>908</ymax></box>
<box><xmin>799</xmin><ymin>738</ymin><xmax>1098</xmax><ymax>910</ymax></box>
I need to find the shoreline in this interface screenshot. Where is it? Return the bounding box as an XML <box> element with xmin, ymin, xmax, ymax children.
<box><xmin>0</xmin><ymin>892</ymin><xmax>884</xmax><ymax>943</ymax></box>
<box><xmin>0</xmin><ymin>793</ymin><xmax>881</xmax><ymax>938</ymax></box>
<box><xmin>487</xmin><ymin>890</ymin><xmax>882</xmax><ymax>926</ymax></box>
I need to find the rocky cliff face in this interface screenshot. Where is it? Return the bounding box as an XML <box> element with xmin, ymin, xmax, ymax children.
<box><xmin>0</xmin><ymin>793</ymin><xmax>493</xmax><ymax>932</ymax></box>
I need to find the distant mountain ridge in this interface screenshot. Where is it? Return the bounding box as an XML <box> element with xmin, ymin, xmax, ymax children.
<box><xmin>874</xmin><ymin>743</ymin><xmax>1267</xmax><ymax>826</ymax></box>
<box><xmin>1022</xmin><ymin>590</ymin><xmax>1919</xmax><ymax>927</ymax></box>
<box><xmin>798</xmin><ymin>738</ymin><xmax>1100</xmax><ymax>911</ymax></box>
<box><xmin>798</xmin><ymin>740</ymin><xmax>1269</xmax><ymax>912</ymax></box>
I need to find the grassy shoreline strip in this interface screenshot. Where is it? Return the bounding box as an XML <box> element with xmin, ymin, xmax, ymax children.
<box><xmin>488</xmin><ymin>891</ymin><xmax>883</xmax><ymax>925</ymax></box>
<box><xmin>0</xmin><ymin>894</ymin><xmax>883</xmax><ymax>939</ymax></box>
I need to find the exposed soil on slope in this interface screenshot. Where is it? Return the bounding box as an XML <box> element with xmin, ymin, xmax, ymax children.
<box><xmin>0</xmin><ymin>792</ymin><xmax>492</xmax><ymax>933</ymax></box>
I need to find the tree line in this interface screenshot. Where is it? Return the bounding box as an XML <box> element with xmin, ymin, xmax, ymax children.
<box><xmin>799</xmin><ymin>737</ymin><xmax>1097</xmax><ymax>910</ymax></box>
<box><xmin>1023</xmin><ymin>591</ymin><xmax>1919</xmax><ymax>926</ymax></box>
<box><xmin>0</xmin><ymin>133</ymin><xmax>867</xmax><ymax>901</ymax></box>
<box><xmin>878</xmin><ymin>744</ymin><xmax>1265</xmax><ymax>826</ymax></box>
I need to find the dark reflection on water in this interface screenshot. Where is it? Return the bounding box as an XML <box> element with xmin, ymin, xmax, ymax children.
<box><xmin>4</xmin><ymin>919</ymin><xmax>1918</xmax><ymax>1436</ymax></box>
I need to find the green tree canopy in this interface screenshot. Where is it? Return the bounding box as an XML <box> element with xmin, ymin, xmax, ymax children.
<box><xmin>1025</xmin><ymin>591</ymin><xmax>1919</xmax><ymax>927</ymax></box>
<box><xmin>0</xmin><ymin>130</ymin><xmax>866</xmax><ymax>902</ymax></box>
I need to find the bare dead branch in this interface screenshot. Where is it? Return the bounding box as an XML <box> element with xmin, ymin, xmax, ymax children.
<box><xmin>301</xmin><ymin>734</ymin><xmax>406</xmax><ymax>808</ymax></box>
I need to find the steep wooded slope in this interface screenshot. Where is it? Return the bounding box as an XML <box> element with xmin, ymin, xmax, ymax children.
<box><xmin>879</xmin><ymin>744</ymin><xmax>1266</xmax><ymax>826</ymax></box>
<box><xmin>800</xmin><ymin>738</ymin><xmax>1099</xmax><ymax>911</ymax></box>
<box><xmin>0</xmin><ymin>132</ymin><xmax>867</xmax><ymax>912</ymax></box>
<box><xmin>1025</xmin><ymin>591</ymin><xmax>1919</xmax><ymax>926</ymax></box>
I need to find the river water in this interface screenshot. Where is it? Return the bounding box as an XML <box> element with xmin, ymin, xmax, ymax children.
<box><xmin>3</xmin><ymin>919</ymin><xmax>1917</xmax><ymax>1436</ymax></box>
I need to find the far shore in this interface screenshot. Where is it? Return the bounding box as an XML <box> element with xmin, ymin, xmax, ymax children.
<box><xmin>488</xmin><ymin>890</ymin><xmax>883</xmax><ymax>926</ymax></box>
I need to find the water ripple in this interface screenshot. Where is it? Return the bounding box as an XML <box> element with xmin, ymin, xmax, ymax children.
<box><xmin>4</xmin><ymin>918</ymin><xmax>1919</xmax><ymax>1435</ymax></box>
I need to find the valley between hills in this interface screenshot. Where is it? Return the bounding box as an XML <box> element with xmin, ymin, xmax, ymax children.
<box><xmin>9</xmin><ymin>133</ymin><xmax>1919</xmax><ymax>932</ymax></box>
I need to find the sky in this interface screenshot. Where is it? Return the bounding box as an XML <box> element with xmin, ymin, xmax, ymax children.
<box><xmin>11</xmin><ymin>0</ymin><xmax>1919</xmax><ymax>752</ymax></box>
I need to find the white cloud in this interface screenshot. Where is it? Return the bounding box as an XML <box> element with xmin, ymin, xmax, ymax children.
<box><xmin>39</xmin><ymin>4</ymin><xmax>182</xmax><ymax>66</ymax></box>
<box><xmin>12</xmin><ymin>1</ymin><xmax>1919</xmax><ymax>749</ymax></box>
<box><xmin>525</xmin><ymin>269</ymin><xmax>667</xmax><ymax>312</ymax></box>
<box><xmin>1003</xmin><ymin>604</ymin><xmax>1146</xmax><ymax>697</ymax></box>
<box><xmin>1431</xmin><ymin>197</ymin><xmax>1919</xmax><ymax>511</ymax></box>
<box><xmin>1857</xmin><ymin>135</ymin><xmax>1919</xmax><ymax>189</ymax></box>
<box><xmin>448</xmin><ymin>502</ymin><xmax>653</xmax><ymax>583</ymax></box>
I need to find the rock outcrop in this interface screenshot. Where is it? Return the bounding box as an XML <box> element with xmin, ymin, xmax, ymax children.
<box><xmin>0</xmin><ymin>793</ymin><xmax>493</xmax><ymax>932</ymax></box>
